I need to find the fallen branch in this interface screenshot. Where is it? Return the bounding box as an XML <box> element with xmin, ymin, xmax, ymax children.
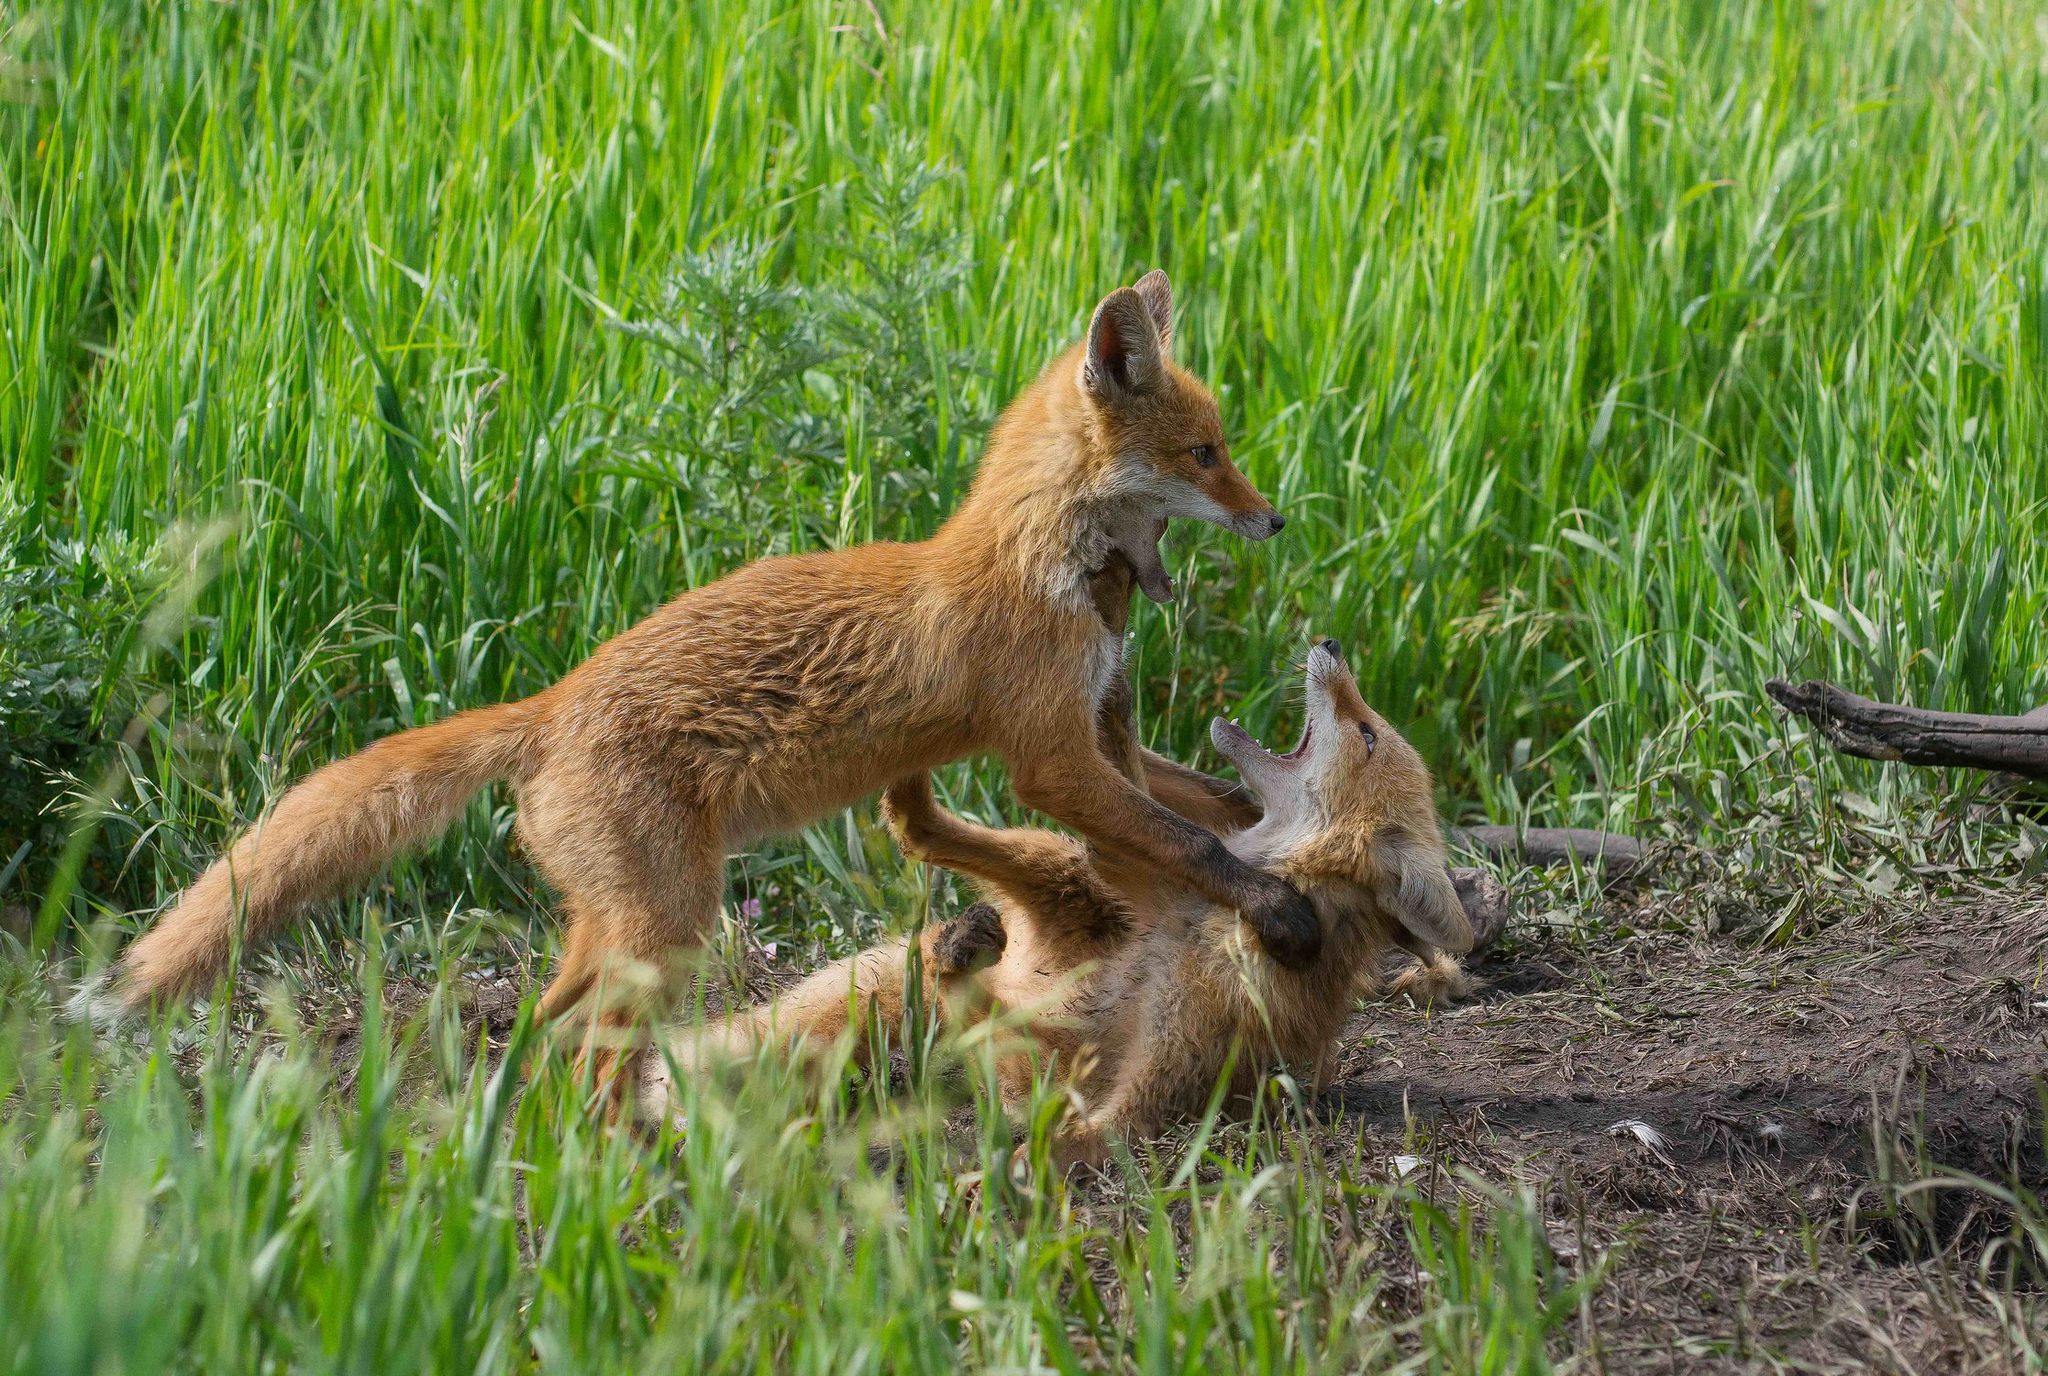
<box><xmin>1448</xmin><ymin>825</ymin><xmax>1648</xmax><ymax>879</ymax></box>
<box><xmin>1766</xmin><ymin>679</ymin><xmax>2048</xmax><ymax>781</ymax></box>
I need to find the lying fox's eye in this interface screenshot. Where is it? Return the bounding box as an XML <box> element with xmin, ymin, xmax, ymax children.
<box><xmin>1191</xmin><ymin>445</ymin><xmax>1217</xmax><ymax>468</ymax></box>
<box><xmin>1357</xmin><ymin>723</ymin><xmax>1378</xmax><ymax>754</ymax></box>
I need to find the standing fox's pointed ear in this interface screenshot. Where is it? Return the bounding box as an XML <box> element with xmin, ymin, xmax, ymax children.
<box><xmin>1081</xmin><ymin>287</ymin><xmax>1165</xmax><ymax>403</ymax></box>
<box><xmin>1376</xmin><ymin>830</ymin><xmax>1473</xmax><ymax>954</ymax></box>
<box><xmin>1131</xmin><ymin>270</ymin><xmax>1173</xmax><ymax>350</ymax></box>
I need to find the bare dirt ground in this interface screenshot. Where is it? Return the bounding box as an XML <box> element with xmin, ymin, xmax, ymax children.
<box><xmin>1329</xmin><ymin>869</ymin><xmax>2048</xmax><ymax>1372</ymax></box>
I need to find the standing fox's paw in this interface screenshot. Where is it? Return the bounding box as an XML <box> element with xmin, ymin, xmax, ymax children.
<box><xmin>1240</xmin><ymin>877</ymin><xmax>1324</xmax><ymax>970</ymax></box>
<box><xmin>931</xmin><ymin>902</ymin><xmax>1007</xmax><ymax>977</ymax></box>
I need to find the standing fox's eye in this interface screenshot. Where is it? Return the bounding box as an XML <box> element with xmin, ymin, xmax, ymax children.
<box><xmin>1357</xmin><ymin>723</ymin><xmax>1378</xmax><ymax>755</ymax></box>
<box><xmin>1191</xmin><ymin>445</ymin><xmax>1217</xmax><ymax>468</ymax></box>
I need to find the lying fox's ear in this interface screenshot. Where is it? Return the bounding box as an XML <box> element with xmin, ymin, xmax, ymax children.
<box><xmin>1082</xmin><ymin>287</ymin><xmax>1165</xmax><ymax>403</ymax></box>
<box><xmin>1376</xmin><ymin>831</ymin><xmax>1473</xmax><ymax>954</ymax></box>
<box><xmin>1131</xmin><ymin>269</ymin><xmax>1173</xmax><ymax>351</ymax></box>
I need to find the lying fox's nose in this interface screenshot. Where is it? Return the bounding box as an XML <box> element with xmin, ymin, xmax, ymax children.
<box><xmin>1318</xmin><ymin>638</ymin><xmax>1341</xmax><ymax>657</ymax></box>
<box><xmin>1266</xmin><ymin>512</ymin><xmax>1286</xmax><ymax>535</ymax></box>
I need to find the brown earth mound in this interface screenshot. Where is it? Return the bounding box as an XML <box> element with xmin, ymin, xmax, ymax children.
<box><xmin>1332</xmin><ymin>877</ymin><xmax>2048</xmax><ymax>1371</ymax></box>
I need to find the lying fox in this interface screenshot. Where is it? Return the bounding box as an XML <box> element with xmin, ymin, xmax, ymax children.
<box><xmin>649</xmin><ymin>635</ymin><xmax>1474</xmax><ymax>1167</ymax></box>
<box><xmin>95</xmin><ymin>272</ymin><xmax>1325</xmax><ymax>1058</ymax></box>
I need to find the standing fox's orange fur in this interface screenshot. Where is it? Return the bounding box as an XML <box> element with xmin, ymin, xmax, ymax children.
<box><xmin>96</xmin><ymin>272</ymin><xmax>1325</xmax><ymax>1049</ymax></box>
<box><xmin>648</xmin><ymin>636</ymin><xmax>1474</xmax><ymax>1166</ymax></box>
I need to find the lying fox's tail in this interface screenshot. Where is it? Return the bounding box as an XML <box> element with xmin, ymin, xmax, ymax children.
<box><xmin>87</xmin><ymin>699</ymin><xmax>547</xmax><ymax>1018</ymax></box>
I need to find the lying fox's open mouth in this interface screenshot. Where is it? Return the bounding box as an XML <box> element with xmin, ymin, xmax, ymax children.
<box><xmin>1212</xmin><ymin>716</ymin><xmax>1306</xmax><ymax>768</ymax></box>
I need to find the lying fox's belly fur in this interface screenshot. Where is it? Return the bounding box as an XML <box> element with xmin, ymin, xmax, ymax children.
<box><xmin>959</xmin><ymin>876</ymin><xmax>1367</xmax><ymax>1117</ymax></box>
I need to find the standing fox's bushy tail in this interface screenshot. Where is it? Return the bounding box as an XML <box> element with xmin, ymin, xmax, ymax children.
<box><xmin>86</xmin><ymin>699</ymin><xmax>548</xmax><ymax>1018</ymax></box>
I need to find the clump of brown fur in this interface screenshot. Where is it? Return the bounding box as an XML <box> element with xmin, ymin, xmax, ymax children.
<box><xmin>651</xmin><ymin>636</ymin><xmax>1474</xmax><ymax>1166</ymax></box>
<box><xmin>91</xmin><ymin>274</ymin><xmax>1325</xmax><ymax>1064</ymax></box>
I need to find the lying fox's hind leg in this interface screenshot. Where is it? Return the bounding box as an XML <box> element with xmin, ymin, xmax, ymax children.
<box><xmin>1132</xmin><ymin>747</ymin><xmax>1263</xmax><ymax>833</ymax></box>
<box><xmin>882</xmin><ymin>775</ymin><xmax>1131</xmax><ymax>965</ymax></box>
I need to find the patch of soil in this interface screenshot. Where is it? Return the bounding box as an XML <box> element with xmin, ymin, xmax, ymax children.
<box><xmin>1334</xmin><ymin>879</ymin><xmax>2048</xmax><ymax>1372</ymax></box>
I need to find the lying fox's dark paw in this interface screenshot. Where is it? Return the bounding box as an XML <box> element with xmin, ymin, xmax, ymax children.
<box><xmin>932</xmin><ymin>902</ymin><xmax>1008</xmax><ymax>976</ymax></box>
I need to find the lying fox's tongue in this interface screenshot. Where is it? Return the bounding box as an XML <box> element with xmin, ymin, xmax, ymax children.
<box><xmin>1113</xmin><ymin>517</ymin><xmax>1175</xmax><ymax>604</ymax></box>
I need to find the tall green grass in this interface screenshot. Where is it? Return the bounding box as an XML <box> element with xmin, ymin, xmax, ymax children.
<box><xmin>8</xmin><ymin>0</ymin><xmax>2046</xmax><ymax>935</ymax></box>
<box><xmin>9</xmin><ymin>0</ymin><xmax>2048</xmax><ymax>893</ymax></box>
<box><xmin>2</xmin><ymin>0</ymin><xmax>2046</xmax><ymax>1366</ymax></box>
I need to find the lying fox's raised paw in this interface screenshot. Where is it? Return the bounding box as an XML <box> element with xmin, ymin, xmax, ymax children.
<box><xmin>932</xmin><ymin>902</ymin><xmax>1007</xmax><ymax>976</ymax></box>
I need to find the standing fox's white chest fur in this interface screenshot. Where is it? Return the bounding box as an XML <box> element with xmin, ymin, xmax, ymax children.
<box><xmin>1084</xmin><ymin>626</ymin><xmax>1126</xmax><ymax>712</ymax></box>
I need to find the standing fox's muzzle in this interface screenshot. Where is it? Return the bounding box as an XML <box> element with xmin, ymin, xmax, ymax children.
<box><xmin>1228</xmin><ymin>509</ymin><xmax>1287</xmax><ymax>540</ymax></box>
<box><xmin>1198</xmin><ymin>462</ymin><xmax>1285</xmax><ymax>541</ymax></box>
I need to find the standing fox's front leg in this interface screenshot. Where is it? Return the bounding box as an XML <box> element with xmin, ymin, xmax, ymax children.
<box><xmin>1093</xmin><ymin>664</ymin><xmax>1262</xmax><ymax>835</ymax></box>
<box><xmin>1005</xmin><ymin>731</ymin><xmax>1322</xmax><ymax>968</ymax></box>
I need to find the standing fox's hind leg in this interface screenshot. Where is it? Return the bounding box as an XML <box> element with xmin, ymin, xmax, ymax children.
<box><xmin>520</xmin><ymin>784</ymin><xmax>730</xmax><ymax>1111</ymax></box>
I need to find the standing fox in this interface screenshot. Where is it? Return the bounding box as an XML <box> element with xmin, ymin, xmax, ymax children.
<box><xmin>95</xmin><ymin>272</ymin><xmax>1324</xmax><ymax>1056</ymax></box>
<box><xmin>647</xmin><ymin>637</ymin><xmax>1474</xmax><ymax>1167</ymax></box>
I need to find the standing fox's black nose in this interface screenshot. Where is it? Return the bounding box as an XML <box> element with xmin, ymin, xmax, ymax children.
<box><xmin>1267</xmin><ymin>512</ymin><xmax>1286</xmax><ymax>534</ymax></box>
<box><xmin>1318</xmin><ymin>638</ymin><xmax>1342</xmax><ymax>657</ymax></box>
